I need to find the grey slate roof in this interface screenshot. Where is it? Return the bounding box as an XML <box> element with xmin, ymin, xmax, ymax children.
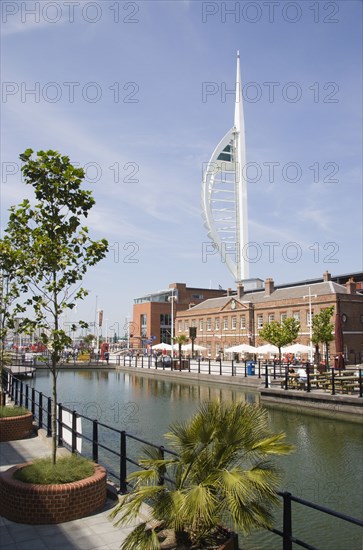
<box><xmin>187</xmin><ymin>281</ymin><xmax>348</xmax><ymax>312</ymax></box>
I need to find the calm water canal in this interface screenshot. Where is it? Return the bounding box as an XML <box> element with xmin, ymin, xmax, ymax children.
<box><xmin>29</xmin><ymin>369</ymin><xmax>362</xmax><ymax>550</ymax></box>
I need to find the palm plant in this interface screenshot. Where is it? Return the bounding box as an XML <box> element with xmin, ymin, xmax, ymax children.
<box><xmin>110</xmin><ymin>400</ymin><xmax>294</xmax><ymax>549</ymax></box>
<box><xmin>172</xmin><ymin>334</ymin><xmax>189</xmax><ymax>370</ymax></box>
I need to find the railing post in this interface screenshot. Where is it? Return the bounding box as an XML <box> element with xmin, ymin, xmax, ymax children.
<box><xmin>47</xmin><ymin>397</ymin><xmax>52</xmax><ymax>437</ymax></box>
<box><xmin>135</xmin><ymin>355</ymin><xmax>138</xmax><ymax>368</ymax></box>
<box><xmin>284</xmin><ymin>365</ymin><xmax>289</xmax><ymax>390</ymax></box>
<box><xmin>93</xmin><ymin>420</ymin><xmax>99</xmax><ymax>463</ymax></box>
<box><xmin>58</xmin><ymin>404</ymin><xmax>63</xmax><ymax>446</ymax></box>
<box><xmin>265</xmin><ymin>364</ymin><xmax>269</xmax><ymax>388</ymax></box>
<box><xmin>72</xmin><ymin>410</ymin><xmax>77</xmax><ymax>453</ymax></box>
<box><xmin>231</xmin><ymin>359</ymin><xmax>234</xmax><ymax>376</ymax></box>
<box><xmin>208</xmin><ymin>359</ymin><xmax>211</xmax><ymax>374</ymax></box>
<box><xmin>25</xmin><ymin>384</ymin><xmax>29</xmax><ymax>409</ymax></box>
<box><xmin>31</xmin><ymin>387</ymin><xmax>35</xmax><ymax>416</ymax></box>
<box><xmin>306</xmin><ymin>363</ymin><xmax>311</xmax><ymax>393</ymax></box>
<box><xmin>141</xmin><ymin>355</ymin><xmax>144</xmax><ymax>368</ymax></box>
<box><xmin>359</xmin><ymin>369</ymin><xmax>363</xmax><ymax>398</ymax></box>
<box><xmin>331</xmin><ymin>368</ymin><xmax>336</xmax><ymax>395</ymax></box>
<box><xmin>258</xmin><ymin>359</ymin><xmax>261</xmax><ymax>378</ymax></box>
<box><xmin>244</xmin><ymin>360</ymin><xmax>247</xmax><ymax>378</ymax></box>
<box><xmin>123</xmin><ymin>355</ymin><xmax>126</xmax><ymax>367</ymax></box>
<box><xmin>188</xmin><ymin>357</ymin><xmax>191</xmax><ymax>372</ymax></box>
<box><xmin>120</xmin><ymin>431</ymin><xmax>127</xmax><ymax>493</ymax></box>
<box><xmin>219</xmin><ymin>359</ymin><xmax>222</xmax><ymax>376</ymax></box>
<box><xmin>39</xmin><ymin>392</ymin><xmax>43</xmax><ymax>428</ymax></box>
<box><xmin>198</xmin><ymin>358</ymin><xmax>201</xmax><ymax>374</ymax></box>
<box><xmin>274</xmin><ymin>361</ymin><xmax>277</xmax><ymax>380</ymax></box>
<box><xmin>8</xmin><ymin>373</ymin><xmax>13</xmax><ymax>400</ymax></box>
<box><xmin>158</xmin><ymin>446</ymin><xmax>165</xmax><ymax>486</ymax></box>
<box><xmin>19</xmin><ymin>380</ymin><xmax>23</xmax><ymax>406</ymax></box>
<box><xmin>14</xmin><ymin>378</ymin><xmax>19</xmax><ymax>405</ymax></box>
<box><xmin>282</xmin><ymin>492</ymin><xmax>293</xmax><ymax>550</ymax></box>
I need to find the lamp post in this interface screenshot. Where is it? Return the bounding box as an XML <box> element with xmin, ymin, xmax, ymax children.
<box><xmin>303</xmin><ymin>287</ymin><xmax>317</xmax><ymax>363</ymax></box>
<box><xmin>168</xmin><ymin>289</ymin><xmax>177</xmax><ymax>358</ymax></box>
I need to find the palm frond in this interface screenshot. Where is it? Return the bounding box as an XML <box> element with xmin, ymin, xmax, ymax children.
<box><xmin>111</xmin><ymin>400</ymin><xmax>293</xmax><ymax>545</ymax></box>
<box><xmin>120</xmin><ymin>522</ymin><xmax>160</xmax><ymax>550</ymax></box>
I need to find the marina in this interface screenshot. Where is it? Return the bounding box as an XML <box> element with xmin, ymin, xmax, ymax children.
<box><xmin>18</xmin><ymin>367</ymin><xmax>363</xmax><ymax>550</ymax></box>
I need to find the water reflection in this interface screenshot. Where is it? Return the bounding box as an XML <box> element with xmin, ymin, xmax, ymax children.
<box><xmin>29</xmin><ymin>369</ymin><xmax>362</xmax><ymax>550</ymax></box>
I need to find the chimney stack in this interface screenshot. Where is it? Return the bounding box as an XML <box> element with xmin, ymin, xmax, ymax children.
<box><xmin>345</xmin><ymin>277</ymin><xmax>356</xmax><ymax>294</ymax></box>
<box><xmin>323</xmin><ymin>271</ymin><xmax>331</xmax><ymax>282</ymax></box>
<box><xmin>237</xmin><ymin>283</ymin><xmax>244</xmax><ymax>299</ymax></box>
<box><xmin>227</xmin><ymin>287</ymin><xmax>232</xmax><ymax>296</ymax></box>
<box><xmin>265</xmin><ymin>277</ymin><xmax>275</xmax><ymax>296</ymax></box>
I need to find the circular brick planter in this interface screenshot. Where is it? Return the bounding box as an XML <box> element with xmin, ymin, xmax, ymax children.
<box><xmin>0</xmin><ymin>412</ymin><xmax>33</xmax><ymax>442</ymax></box>
<box><xmin>0</xmin><ymin>462</ymin><xmax>107</xmax><ymax>524</ymax></box>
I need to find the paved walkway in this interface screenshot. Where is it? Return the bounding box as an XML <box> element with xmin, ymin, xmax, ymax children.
<box><xmin>0</xmin><ymin>431</ymin><xmax>140</xmax><ymax>549</ymax></box>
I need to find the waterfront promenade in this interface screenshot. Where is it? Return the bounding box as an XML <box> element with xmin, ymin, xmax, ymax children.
<box><xmin>0</xmin><ymin>430</ymin><xmax>140</xmax><ymax>550</ymax></box>
<box><xmin>26</xmin><ymin>357</ymin><xmax>363</xmax><ymax>420</ymax></box>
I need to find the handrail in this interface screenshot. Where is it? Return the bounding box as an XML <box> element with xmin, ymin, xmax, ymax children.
<box><xmin>3</xmin><ymin>370</ymin><xmax>362</xmax><ymax>549</ymax></box>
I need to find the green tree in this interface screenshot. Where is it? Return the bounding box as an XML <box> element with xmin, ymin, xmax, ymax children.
<box><xmin>0</xmin><ymin>241</ymin><xmax>23</xmax><ymax>405</ymax></box>
<box><xmin>1</xmin><ymin>149</ymin><xmax>108</xmax><ymax>463</ymax></box>
<box><xmin>82</xmin><ymin>333</ymin><xmax>95</xmax><ymax>351</ymax></box>
<box><xmin>110</xmin><ymin>400</ymin><xmax>294</xmax><ymax>549</ymax></box>
<box><xmin>312</xmin><ymin>306</ymin><xmax>334</xmax><ymax>369</ymax></box>
<box><xmin>172</xmin><ymin>334</ymin><xmax>189</xmax><ymax>370</ymax></box>
<box><xmin>259</xmin><ymin>318</ymin><xmax>301</xmax><ymax>366</ymax></box>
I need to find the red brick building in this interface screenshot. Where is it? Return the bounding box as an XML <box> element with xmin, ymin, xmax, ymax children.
<box><xmin>131</xmin><ymin>283</ymin><xmax>227</xmax><ymax>348</ymax></box>
<box><xmin>174</xmin><ymin>272</ymin><xmax>363</xmax><ymax>365</ymax></box>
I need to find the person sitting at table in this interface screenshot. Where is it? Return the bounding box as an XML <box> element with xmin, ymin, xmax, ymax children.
<box><xmin>297</xmin><ymin>367</ymin><xmax>307</xmax><ymax>381</ymax></box>
<box><xmin>288</xmin><ymin>366</ymin><xmax>295</xmax><ymax>374</ymax></box>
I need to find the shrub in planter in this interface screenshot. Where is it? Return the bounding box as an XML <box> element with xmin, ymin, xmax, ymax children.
<box><xmin>0</xmin><ymin>455</ymin><xmax>107</xmax><ymax>524</ymax></box>
<box><xmin>110</xmin><ymin>400</ymin><xmax>294</xmax><ymax>549</ymax></box>
<box><xmin>0</xmin><ymin>406</ymin><xmax>33</xmax><ymax>442</ymax></box>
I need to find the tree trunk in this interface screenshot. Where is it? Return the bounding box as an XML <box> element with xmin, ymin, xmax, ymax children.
<box><xmin>51</xmin><ymin>360</ymin><xmax>57</xmax><ymax>465</ymax></box>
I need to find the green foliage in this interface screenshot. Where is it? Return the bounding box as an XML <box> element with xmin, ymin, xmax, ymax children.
<box><xmin>13</xmin><ymin>454</ymin><xmax>95</xmax><ymax>484</ymax></box>
<box><xmin>1</xmin><ymin>149</ymin><xmax>108</xmax><ymax>462</ymax></box>
<box><xmin>0</xmin><ymin>406</ymin><xmax>29</xmax><ymax>418</ymax></box>
<box><xmin>172</xmin><ymin>334</ymin><xmax>189</xmax><ymax>366</ymax></box>
<box><xmin>312</xmin><ymin>307</ymin><xmax>334</xmax><ymax>346</ymax></box>
<box><xmin>0</xmin><ymin>243</ymin><xmax>24</xmax><ymax>401</ymax></box>
<box><xmin>259</xmin><ymin>317</ymin><xmax>300</xmax><ymax>364</ymax></box>
<box><xmin>259</xmin><ymin>318</ymin><xmax>300</xmax><ymax>350</ymax></box>
<box><xmin>312</xmin><ymin>306</ymin><xmax>334</xmax><ymax>367</ymax></box>
<box><xmin>110</xmin><ymin>400</ymin><xmax>294</xmax><ymax>549</ymax></box>
<box><xmin>2</xmin><ymin>149</ymin><xmax>108</xmax><ymax>361</ymax></box>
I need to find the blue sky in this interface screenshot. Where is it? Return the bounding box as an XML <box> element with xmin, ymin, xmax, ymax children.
<box><xmin>1</xmin><ymin>0</ymin><xmax>362</xmax><ymax>337</ymax></box>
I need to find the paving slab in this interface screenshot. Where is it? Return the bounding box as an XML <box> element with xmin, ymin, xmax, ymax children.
<box><xmin>0</xmin><ymin>431</ymin><xmax>138</xmax><ymax>550</ymax></box>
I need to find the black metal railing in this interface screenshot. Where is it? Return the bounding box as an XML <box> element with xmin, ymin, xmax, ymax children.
<box><xmin>272</xmin><ymin>491</ymin><xmax>363</xmax><ymax>550</ymax></box>
<box><xmin>3</xmin><ymin>370</ymin><xmax>362</xmax><ymax>549</ymax></box>
<box><xmin>8</xmin><ymin>352</ymin><xmax>363</xmax><ymax>398</ymax></box>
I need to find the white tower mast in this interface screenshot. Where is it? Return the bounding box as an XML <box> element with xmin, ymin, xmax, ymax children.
<box><xmin>202</xmin><ymin>52</ymin><xmax>249</xmax><ymax>283</ymax></box>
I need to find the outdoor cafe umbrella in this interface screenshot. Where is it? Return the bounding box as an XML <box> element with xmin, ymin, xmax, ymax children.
<box><xmin>181</xmin><ymin>343</ymin><xmax>207</xmax><ymax>351</ymax></box>
<box><xmin>224</xmin><ymin>343</ymin><xmax>257</xmax><ymax>354</ymax></box>
<box><xmin>255</xmin><ymin>344</ymin><xmax>279</xmax><ymax>355</ymax></box>
<box><xmin>282</xmin><ymin>343</ymin><xmax>311</xmax><ymax>354</ymax></box>
<box><xmin>334</xmin><ymin>311</ymin><xmax>345</xmax><ymax>370</ymax></box>
<box><xmin>152</xmin><ymin>343</ymin><xmax>173</xmax><ymax>351</ymax></box>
